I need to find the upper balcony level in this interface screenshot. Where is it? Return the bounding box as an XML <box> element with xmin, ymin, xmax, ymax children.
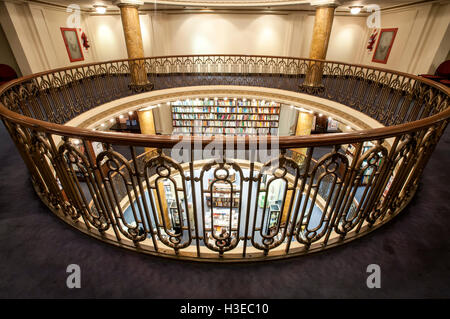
<box><xmin>0</xmin><ymin>55</ymin><xmax>449</xmax><ymax>261</ymax></box>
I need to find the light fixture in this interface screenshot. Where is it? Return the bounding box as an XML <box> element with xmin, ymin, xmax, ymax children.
<box><xmin>346</xmin><ymin>126</ymin><xmax>351</xmax><ymax>130</ymax></box>
<box><xmin>319</xmin><ymin>113</ymin><xmax>323</xmax><ymax>117</ymax></box>
<box><xmin>292</xmin><ymin>105</ymin><xmax>313</xmax><ymax>113</ymax></box>
<box><xmin>110</xmin><ymin>118</ymin><xmax>115</xmax><ymax>123</ymax></box>
<box><xmin>349</xmin><ymin>6</ymin><xmax>363</xmax><ymax>14</ymax></box>
<box><xmin>93</xmin><ymin>4</ymin><xmax>107</xmax><ymax>14</ymax></box>
<box><xmin>128</xmin><ymin>111</ymin><xmax>133</xmax><ymax>115</ymax></box>
<box><xmin>139</xmin><ymin>103</ymin><xmax>162</xmax><ymax>111</ymax></box>
<box><xmin>166</xmin><ymin>101</ymin><xmax>170</xmax><ymax>105</ymax></box>
<box><xmin>119</xmin><ymin>115</ymin><xmax>124</xmax><ymax>119</ymax></box>
<box><xmin>100</xmin><ymin>123</ymin><xmax>105</xmax><ymax>127</ymax></box>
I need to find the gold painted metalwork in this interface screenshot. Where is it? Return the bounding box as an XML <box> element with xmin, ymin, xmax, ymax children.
<box><xmin>0</xmin><ymin>55</ymin><xmax>448</xmax><ymax>262</ymax></box>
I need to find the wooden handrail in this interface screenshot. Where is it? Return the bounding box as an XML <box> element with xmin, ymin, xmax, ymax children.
<box><xmin>0</xmin><ymin>55</ymin><xmax>449</xmax><ymax>149</ymax></box>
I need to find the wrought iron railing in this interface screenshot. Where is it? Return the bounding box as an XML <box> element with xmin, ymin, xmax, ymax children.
<box><xmin>0</xmin><ymin>55</ymin><xmax>448</xmax><ymax>261</ymax></box>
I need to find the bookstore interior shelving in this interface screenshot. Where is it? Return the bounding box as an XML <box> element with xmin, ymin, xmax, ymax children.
<box><xmin>171</xmin><ymin>97</ymin><xmax>281</xmax><ymax>136</ymax></box>
<box><xmin>84</xmin><ymin>95</ymin><xmax>370</xmax><ymax>245</ymax></box>
<box><xmin>94</xmin><ymin>96</ymin><xmax>345</xmax><ymax>138</ymax></box>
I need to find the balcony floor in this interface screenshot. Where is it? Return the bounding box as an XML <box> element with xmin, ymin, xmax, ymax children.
<box><xmin>0</xmin><ymin>123</ymin><xmax>449</xmax><ymax>298</ymax></box>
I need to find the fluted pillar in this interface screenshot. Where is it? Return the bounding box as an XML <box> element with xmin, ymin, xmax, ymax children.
<box><xmin>114</xmin><ymin>0</ymin><xmax>152</xmax><ymax>91</ymax></box>
<box><xmin>302</xmin><ymin>2</ymin><xmax>338</xmax><ymax>90</ymax></box>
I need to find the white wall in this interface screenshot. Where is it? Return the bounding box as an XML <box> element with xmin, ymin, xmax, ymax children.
<box><xmin>144</xmin><ymin>12</ymin><xmax>367</xmax><ymax>61</ymax></box>
<box><xmin>86</xmin><ymin>14</ymin><xmax>152</xmax><ymax>62</ymax></box>
<box><xmin>0</xmin><ymin>1</ymin><xmax>96</xmax><ymax>74</ymax></box>
<box><xmin>299</xmin><ymin>13</ymin><xmax>367</xmax><ymax>61</ymax></box>
<box><xmin>1</xmin><ymin>1</ymin><xmax>449</xmax><ymax>76</ymax></box>
<box><xmin>155</xmin><ymin>13</ymin><xmax>296</xmax><ymax>56</ymax></box>
<box><xmin>359</xmin><ymin>2</ymin><xmax>450</xmax><ymax>75</ymax></box>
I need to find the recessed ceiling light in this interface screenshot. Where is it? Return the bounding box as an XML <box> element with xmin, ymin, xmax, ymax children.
<box><xmin>93</xmin><ymin>5</ymin><xmax>106</xmax><ymax>14</ymax></box>
<box><xmin>349</xmin><ymin>6</ymin><xmax>363</xmax><ymax>14</ymax></box>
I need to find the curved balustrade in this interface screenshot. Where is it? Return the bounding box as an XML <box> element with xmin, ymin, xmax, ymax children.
<box><xmin>0</xmin><ymin>55</ymin><xmax>449</xmax><ymax>261</ymax></box>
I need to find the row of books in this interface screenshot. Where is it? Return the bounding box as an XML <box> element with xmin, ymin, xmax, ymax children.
<box><xmin>172</xmin><ymin>127</ymin><xmax>279</xmax><ymax>135</ymax></box>
<box><xmin>173</xmin><ymin>120</ymin><xmax>278</xmax><ymax>128</ymax></box>
<box><xmin>173</xmin><ymin>114</ymin><xmax>279</xmax><ymax>121</ymax></box>
<box><xmin>172</xmin><ymin>106</ymin><xmax>280</xmax><ymax>114</ymax></box>
<box><xmin>172</xmin><ymin>100</ymin><xmax>279</xmax><ymax>107</ymax></box>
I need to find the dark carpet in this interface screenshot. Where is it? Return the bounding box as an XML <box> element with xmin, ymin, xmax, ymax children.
<box><xmin>0</xmin><ymin>122</ymin><xmax>449</xmax><ymax>299</ymax></box>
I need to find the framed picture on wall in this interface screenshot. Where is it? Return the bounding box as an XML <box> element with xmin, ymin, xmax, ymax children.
<box><xmin>372</xmin><ymin>28</ymin><xmax>398</xmax><ymax>64</ymax></box>
<box><xmin>60</xmin><ymin>27</ymin><xmax>84</xmax><ymax>62</ymax></box>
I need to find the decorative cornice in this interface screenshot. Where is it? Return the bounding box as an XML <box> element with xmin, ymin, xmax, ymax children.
<box><xmin>309</xmin><ymin>0</ymin><xmax>340</xmax><ymax>7</ymax></box>
<box><xmin>113</xmin><ymin>0</ymin><xmax>144</xmax><ymax>8</ymax></box>
<box><xmin>142</xmin><ymin>0</ymin><xmax>310</xmax><ymax>7</ymax></box>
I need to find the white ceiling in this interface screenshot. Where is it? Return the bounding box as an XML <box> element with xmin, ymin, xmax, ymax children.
<box><xmin>26</xmin><ymin>0</ymin><xmax>436</xmax><ymax>12</ymax></box>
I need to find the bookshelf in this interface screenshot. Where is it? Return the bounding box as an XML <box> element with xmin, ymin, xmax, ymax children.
<box><xmin>205</xmin><ymin>174</ymin><xmax>239</xmax><ymax>208</ymax></box>
<box><xmin>171</xmin><ymin>98</ymin><xmax>280</xmax><ymax>136</ymax></box>
<box><xmin>344</xmin><ymin>142</ymin><xmax>381</xmax><ymax>185</ymax></box>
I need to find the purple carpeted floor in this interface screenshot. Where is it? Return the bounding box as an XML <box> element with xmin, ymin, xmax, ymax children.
<box><xmin>0</xmin><ymin>122</ymin><xmax>449</xmax><ymax>298</ymax></box>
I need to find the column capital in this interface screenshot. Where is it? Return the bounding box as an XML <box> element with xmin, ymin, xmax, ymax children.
<box><xmin>113</xmin><ymin>0</ymin><xmax>144</xmax><ymax>8</ymax></box>
<box><xmin>310</xmin><ymin>0</ymin><xmax>340</xmax><ymax>7</ymax></box>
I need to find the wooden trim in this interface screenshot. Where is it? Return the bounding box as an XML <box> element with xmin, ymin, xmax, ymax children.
<box><xmin>0</xmin><ymin>55</ymin><xmax>449</xmax><ymax>149</ymax></box>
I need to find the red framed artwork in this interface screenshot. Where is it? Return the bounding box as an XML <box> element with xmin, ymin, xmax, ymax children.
<box><xmin>60</xmin><ymin>27</ymin><xmax>84</xmax><ymax>62</ymax></box>
<box><xmin>372</xmin><ymin>28</ymin><xmax>398</xmax><ymax>64</ymax></box>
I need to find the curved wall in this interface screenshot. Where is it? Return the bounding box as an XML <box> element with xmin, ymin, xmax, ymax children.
<box><xmin>65</xmin><ymin>85</ymin><xmax>385</xmax><ymax>135</ymax></box>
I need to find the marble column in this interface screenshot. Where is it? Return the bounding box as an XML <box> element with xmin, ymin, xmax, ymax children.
<box><xmin>136</xmin><ymin>108</ymin><xmax>171</xmax><ymax>227</ymax></box>
<box><xmin>303</xmin><ymin>3</ymin><xmax>337</xmax><ymax>89</ymax></box>
<box><xmin>294</xmin><ymin>111</ymin><xmax>315</xmax><ymax>157</ymax></box>
<box><xmin>137</xmin><ymin>107</ymin><xmax>158</xmax><ymax>154</ymax></box>
<box><xmin>137</xmin><ymin>108</ymin><xmax>156</xmax><ymax>154</ymax></box>
<box><xmin>115</xmin><ymin>0</ymin><xmax>152</xmax><ymax>91</ymax></box>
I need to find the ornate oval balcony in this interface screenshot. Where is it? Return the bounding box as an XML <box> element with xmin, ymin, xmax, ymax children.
<box><xmin>0</xmin><ymin>55</ymin><xmax>448</xmax><ymax>262</ymax></box>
